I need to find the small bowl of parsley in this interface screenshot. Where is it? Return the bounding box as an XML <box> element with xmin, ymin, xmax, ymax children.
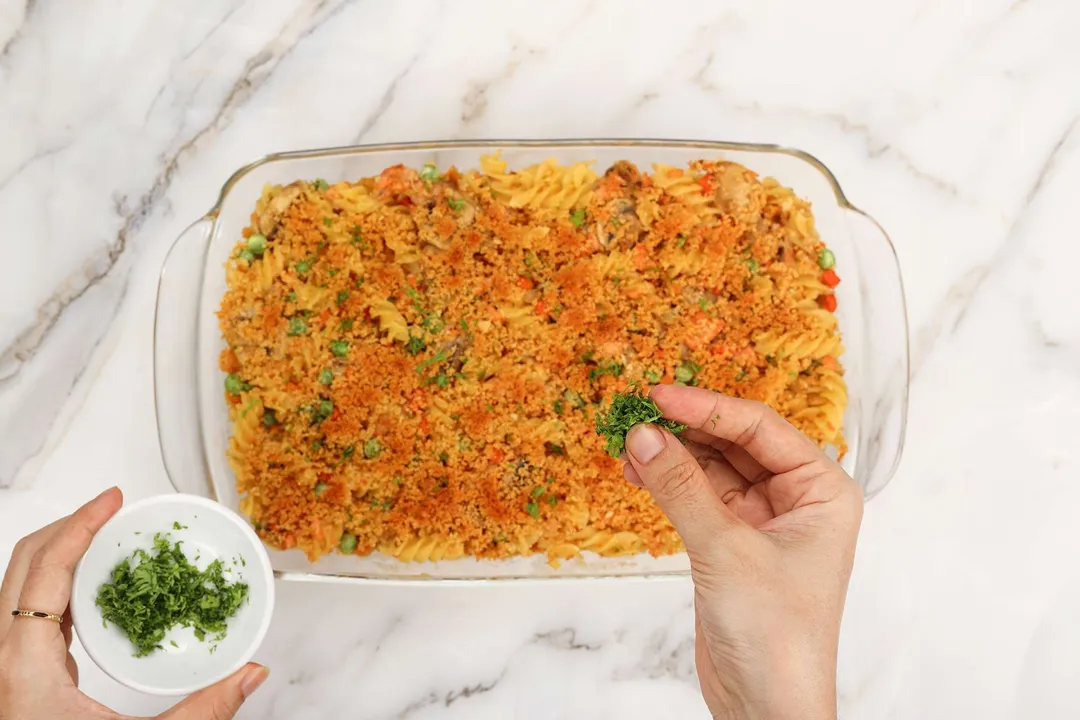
<box><xmin>70</xmin><ymin>494</ymin><xmax>275</xmax><ymax>695</ymax></box>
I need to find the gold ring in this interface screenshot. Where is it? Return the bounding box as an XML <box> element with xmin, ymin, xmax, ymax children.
<box><xmin>10</xmin><ymin>610</ymin><xmax>63</xmax><ymax>623</ymax></box>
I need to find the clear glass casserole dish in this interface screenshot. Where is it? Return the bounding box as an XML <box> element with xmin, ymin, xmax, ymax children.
<box><xmin>154</xmin><ymin>140</ymin><xmax>909</xmax><ymax>583</ymax></box>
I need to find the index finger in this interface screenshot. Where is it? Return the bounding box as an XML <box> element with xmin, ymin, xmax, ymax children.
<box><xmin>13</xmin><ymin>488</ymin><xmax>123</xmax><ymax>622</ymax></box>
<box><xmin>649</xmin><ymin>385</ymin><xmax>824</xmax><ymax>475</ymax></box>
<box><xmin>0</xmin><ymin>517</ymin><xmax>69</xmax><ymax>641</ymax></box>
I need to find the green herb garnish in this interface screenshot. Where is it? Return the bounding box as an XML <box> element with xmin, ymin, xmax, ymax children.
<box><xmin>313</xmin><ymin>178</ymin><xmax>330</xmax><ymax>192</ymax></box>
<box><xmin>447</xmin><ymin>197</ymin><xmax>465</xmax><ymax>212</ymax></box>
<box><xmin>594</xmin><ymin>386</ymin><xmax>687</xmax><ymax>458</ymax></box>
<box><xmin>588</xmin><ymin>360</ymin><xmax>624</xmax><ymax>381</ymax></box>
<box><xmin>405</xmin><ymin>335</ymin><xmax>427</xmax><ymax>356</ymax></box>
<box><xmin>95</xmin><ymin>533</ymin><xmax>248</xmax><ymax>657</ymax></box>
<box><xmin>569</xmin><ymin>208</ymin><xmax>586</xmax><ymax>228</ymax></box>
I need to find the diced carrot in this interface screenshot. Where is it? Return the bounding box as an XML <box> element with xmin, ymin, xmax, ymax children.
<box><xmin>709</xmin><ymin>344</ymin><xmax>727</xmax><ymax>356</ymax></box>
<box><xmin>821</xmin><ymin>269</ymin><xmax>840</xmax><ymax>288</ymax></box>
<box><xmin>517</xmin><ymin>276</ymin><xmax>535</xmax><ymax>290</ymax></box>
<box><xmin>489</xmin><ymin>446</ymin><xmax>506</xmax><ymax>464</ymax></box>
<box><xmin>820</xmin><ymin>356</ymin><xmax>837</xmax><ymax>370</ymax></box>
<box><xmin>819</xmin><ymin>294</ymin><xmax>838</xmax><ymax>312</ymax></box>
<box><xmin>242</xmin><ymin>227</ymin><xmax>253</xmax><ymax>239</ymax></box>
<box><xmin>698</xmin><ymin>175</ymin><xmax>714</xmax><ymax>195</ymax></box>
<box><xmin>419</xmin><ymin>417</ymin><xmax>431</xmax><ymax>435</ymax></box>
<box><xmin>535</xmin><ymin>300</ymin><xmax>547</xmax><ymax>316</ymax></box>
<box><xmin>319</xmin><ymin>308</ymin><xmax>332</xmax><ymax>326</ymax></box>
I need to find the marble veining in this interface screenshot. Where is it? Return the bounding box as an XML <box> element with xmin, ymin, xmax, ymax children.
<box><xmin>2</xmin><ymin>0</ymin><xmax>1080</xmax><ymax>717</ymax></box>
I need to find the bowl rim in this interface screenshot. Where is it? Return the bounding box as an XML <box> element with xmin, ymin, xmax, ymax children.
<box><xmin>70</xmin><ymin>493</ymin><xmax>275</xmax><ymax>696</ymax></box>
<box><xmin>155</xmin><ymin>138</ymin><xmax>910</xmax><ymax>584</ymax></box>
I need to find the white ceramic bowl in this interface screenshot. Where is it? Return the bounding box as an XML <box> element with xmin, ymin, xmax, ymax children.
<box><xmin>71</xmin><ymin>494</ymin><xmax>275</xmax><ymax>695</ymax></box>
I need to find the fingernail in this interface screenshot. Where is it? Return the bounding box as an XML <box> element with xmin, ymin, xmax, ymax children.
<box><xmin>626</xmin><ymin>425</ymin><xmax>665</xmax><ymax>464</ymax></box>
<box><xmin>241</xmin><ymin>664</ymin><xmax>269</xmax><ymax>698</ymax></box>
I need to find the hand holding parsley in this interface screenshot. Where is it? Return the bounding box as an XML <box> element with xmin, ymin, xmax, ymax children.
<box><xmin>0</xmin><ymin>488</ymin><xmax>268</xmax><ymax>720</ymax></box>
<box><xmin>614</xmin><ymin>384</ymin><xmax>863</xmax><ymax>720</ymax></box>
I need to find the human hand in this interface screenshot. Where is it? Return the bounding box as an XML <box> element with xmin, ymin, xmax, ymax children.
<box><xmin>0</xmin><ymin>488</ymin><xmax>268</xmax><ymax>720</ymax></box>
<box><xmin>621</xmin><ymin>385</ymin><xmax>863</xmax><ymax>720</ymax></box>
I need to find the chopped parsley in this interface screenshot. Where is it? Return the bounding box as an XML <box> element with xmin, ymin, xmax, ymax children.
<box><xmin>313</xmin><ymin>178</ymin><xmax>330</xmax><ymax>192</ymax></box>
<box><xmin>594</xmin><ymin>386</ymin><xmax>687</xmax><ymax>458</ymax></box>
<box><xmin>295</xmin><ymin>259</ymin><xmax>314</xmax><ymax>275</ymax></box>
<box><xmin>405</xmin><ymin>335</ymin><xmax>427</xmax><ymax>355</ymax></box>
<box><xmin>261</xmin><ymin>409</ymin><xmax>278</xmax><ymax>427</ymax></box>
<box><xmin>525</xmin><ymin>501</ymin><xmax>540</xmax><ymax>519</ymax></box>
<box><xmin>569</xmin><ymin>208</ymin><xmax>586</xmax><ymax>228</ymax></box>
<box><xmin>337</xmin><ymin>290</ymin><xmax>350</xmax><ymax>305</ymax></box>
<box><xmin>588</xmin><ymin>360</ymin><xmax>624</xmax><ymax>381</ymax></box>
<box><xmin>95</xmin><ymin>532</ymin><xmax>248</xmax><ymax>657</ymax></box>
<box><xmin>447</xmin><ymin>197</ymin><xmax>466</xmax><ymax>212</ymax></box>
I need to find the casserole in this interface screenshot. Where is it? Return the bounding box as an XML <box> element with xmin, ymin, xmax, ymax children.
<box><xmin>154</xmin><ymin>140</ymin><xmax>908</xmax><ymax>583</ymax></box>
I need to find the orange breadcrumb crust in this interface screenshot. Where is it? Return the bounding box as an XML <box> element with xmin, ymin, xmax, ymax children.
<box><xmin>217</xmin><ymin>159</ymin><xmax>843</xmax><ymax>562</ymax></box>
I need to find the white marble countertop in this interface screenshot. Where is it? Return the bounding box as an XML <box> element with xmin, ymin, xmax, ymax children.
<box><xmin>3</xmin><ymin>1</ymin><xmax>1080</xmax><ymax>717</ymax></box>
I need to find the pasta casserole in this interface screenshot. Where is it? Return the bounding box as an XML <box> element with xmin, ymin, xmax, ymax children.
<box><xmin>217</xmin><ymin>154</ymin><xmax>845</xmax><ymax>563</ymax></box>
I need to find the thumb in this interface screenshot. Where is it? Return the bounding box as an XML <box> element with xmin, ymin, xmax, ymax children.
<box><xmin>624</xmin><ymin>424</ymin><xmax>737</xmax><ymax>554</ymax></box>
<box><xmin>158</xmin><ymin>663</ymin><xmax>269</xmax><ymax>720</ymax></box>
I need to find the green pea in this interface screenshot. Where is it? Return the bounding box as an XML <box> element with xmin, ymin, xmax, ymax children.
<box><xmin>314</xmin><ymin>482</ymin><xmax>329</xmax><ymax>497</ymax></box>
<box><xmin>339</xmin><ymin>533</ymin><xmax>358</xmax><ymax>554</ymax></box>
<box><xmin>247</xmin><ymin>234</ymin><xmax>267</xmax><ymax>256</ymax></box>
<box><xmin>419</xmin><ymin>163</ymin><xmax>439</xmax><ymax>182</ymax></box>
<box><xmin>318</xmin><ymin>368</ymin><xmax>333</xmax><ymax>385</ymax></box>
<box><xmin>287</xmin><ymin>317</ymin><xmax>308</xmax><ymax>336</ymax></box>
<box><xmin>674</xmin><ymin>364</ymin><xmax>695</xmax><ymax>384</ymax></box>
<box><xmin>238</xmin><ymin>249</ymin><xmax>255</xmax><ymax>263</ymax></box>
<box><xmin>330</xmin><ymin>340</ymin><xmax>349</xmax><ymax>357</ymax></box>
<box><xmin>363</xmin><ymin>438</ymin><xmax>383</xmax><ymax>459</ymax></box>
<box><xmin>818</xmin><ymin>248</ymin><xmax>836</xmax><ymax>270</ymax></box>
<box><xmin>224</xmin><ymin>373</ymin><xmax>248</xmax><ymax>394</ymax></box>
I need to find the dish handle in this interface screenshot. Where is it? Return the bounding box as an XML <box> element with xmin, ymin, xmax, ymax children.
<box><xmin>842</xmin><ymin>206</ymin><xmax>909</xmax><ymax>499</ymax></box>
<box><xmin>153</xmin><ymin>218</ymin><xmax>215</xmax><ymax>498</ymax></box>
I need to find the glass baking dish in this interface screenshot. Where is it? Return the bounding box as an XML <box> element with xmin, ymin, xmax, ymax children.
<box><xmin>154</xmin><ymin>140</ymin><xmax>908</xmax><ymax>583</ymax></box>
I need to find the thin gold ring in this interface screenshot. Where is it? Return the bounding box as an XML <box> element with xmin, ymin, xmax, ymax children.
<box><xmin>10</xmin><ymin>610</ymin><xmax>63</xmax><ymax>623</ymax></box>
